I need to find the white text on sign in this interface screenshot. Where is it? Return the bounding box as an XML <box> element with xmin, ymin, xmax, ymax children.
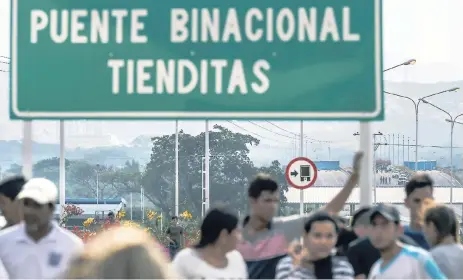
<box><xmin>29</xmin><ymin>7</ymin><xmax>360</xmax><ymax>95</ymax></box>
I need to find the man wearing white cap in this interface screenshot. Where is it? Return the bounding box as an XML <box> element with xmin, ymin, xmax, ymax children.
<box><xmin>0</xmin><ymin>178</ymin><xmax>83</xmax><ymax>279</ymax></box>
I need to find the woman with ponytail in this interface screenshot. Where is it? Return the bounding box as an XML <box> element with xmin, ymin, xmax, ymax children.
<box><xmin>423</xmin><ymin>205</ymin><xmax>463</xmax><ymax>279</ymax></box>
<box><xmin>171</xmin><ymin>206</ymin><xmax>247</xmax><ymax>279</ymax></box>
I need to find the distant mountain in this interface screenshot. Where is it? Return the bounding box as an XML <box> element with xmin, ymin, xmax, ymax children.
<box><xmin>0</xmin><ymin>140</ymin><xmax>151</xmax><ymax>170</ymax></box>
<box><xmin>1</xmin><ymin>80</ymin><xmax>462</xmax><ymax>169</ymax></box>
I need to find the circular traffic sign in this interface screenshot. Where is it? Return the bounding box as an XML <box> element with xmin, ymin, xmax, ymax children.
<box><xmin>285</xmin><ymin>157</ymin><xmax>318</xmax><ymax>190</ymax></box>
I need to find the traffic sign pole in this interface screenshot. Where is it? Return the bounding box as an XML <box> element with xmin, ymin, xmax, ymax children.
<box><xmin>300</xmin><ymin>121</ymin><xmax>304</xmax><ymax>215</ymax></box>
<box><xmin>285</xmin><ymin>154</ymin><xmax>318</xmax><ymax>218</ymax></box>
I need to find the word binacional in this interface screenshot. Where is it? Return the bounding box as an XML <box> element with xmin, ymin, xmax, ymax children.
<box><xmin>107</xmin><ymin>59</ymin><xmax>270</xmax><ymax>95</ymax></box>
<box><xmin>171</xmin><ymin>7</ymin><xmax>360</xmax><ymax>43</ymax></box>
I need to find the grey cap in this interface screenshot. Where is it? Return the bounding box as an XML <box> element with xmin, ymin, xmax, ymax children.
<box><xmin>369</xmin><ymin>204</ymin><xmax>401</xmax><ymax>224</ymax></box>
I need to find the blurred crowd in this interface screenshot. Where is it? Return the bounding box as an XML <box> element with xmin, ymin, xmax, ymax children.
<box><xmin>0</xmin><ymin>152</ymin><xmax>462</xmax><ymax>279</ymax></box>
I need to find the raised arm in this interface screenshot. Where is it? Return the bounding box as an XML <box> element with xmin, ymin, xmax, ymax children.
<box><xmin>323</xmin><ymin>152</ymin><xmax>362</xmax><ymax>215</ymax></box>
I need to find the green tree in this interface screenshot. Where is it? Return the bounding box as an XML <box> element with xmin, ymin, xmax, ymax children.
<box><xmin>142</xmin><ymin>125</ymin><xmax>287</xmax><ymax>218</ymax></box>
<box><xmin>5</xmin><ymin>158</ymin><xmax>72</xmax><ymax>183</ymax></box>
<box><xmin>6</xmin><ymin>158</ymin><xmax>69</xmax><ymax>195</ymax></box>
<box><xmin>7</xmin><ymin>158</ymin><xmax>127</xmax><ymax>199</ymax></box>
<box><xmin>99</xmin><ymin>161</ymin><xmax>142</xmax><ymax>199</ymax></box>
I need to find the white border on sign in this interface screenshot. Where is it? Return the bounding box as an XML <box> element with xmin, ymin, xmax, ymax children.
<box><xmin>11</xmin><ymin>0</ymin><xmax>382</xmax><ymax>119</ymax></box>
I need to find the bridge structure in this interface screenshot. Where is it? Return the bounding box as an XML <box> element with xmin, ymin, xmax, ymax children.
<box><xmin>285</xmin><ymin>161</ymin><xmax>463</xmax><ymax>218</ymax></box>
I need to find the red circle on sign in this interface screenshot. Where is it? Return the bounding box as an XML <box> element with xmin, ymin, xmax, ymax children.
<box><xmin>285</xmin><ymin>157</ymin><xmax>318</xmax><ymax>190</ymax></box>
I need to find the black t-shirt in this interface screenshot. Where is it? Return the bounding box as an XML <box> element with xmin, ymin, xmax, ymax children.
<box><xmin>347</xmin><ymin>235</ymin><xmax>418</xmax><ymax>277</ymax></box>
<box><xmin>336</xmin><ymin>229</ymin><xmax>358</xmax><ymax>256</ymax></box>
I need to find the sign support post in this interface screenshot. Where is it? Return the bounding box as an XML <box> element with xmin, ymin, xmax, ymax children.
<box><xmin>175</xmin><ymin>120</ymin><xmax>179</xmax><ymax>216</ymax></box>
<box><xmin>359</xmin><ymin>122</ymin><xmax>373</xmax><ymax>206</ymax></box>
<box><xmin>300</xmin><ymin>121</ymin><xmax>304</xmax><ymax>215</ymax></box>
<box><xmin>22</xmin><ymin>121</ymin><xmax>32</xmax><ymax>179</ymax></box>
<box><xmin>204</xmin><ymin>120</ymin><xmax>210</xmax><ymax>213</ymax></box>
<box><xmin>59</xmin><ymin>120</ymin><xmax>66</xmax><ymax>221</ymax></box>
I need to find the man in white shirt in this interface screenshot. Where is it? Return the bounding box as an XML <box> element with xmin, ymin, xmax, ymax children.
<box><xmin>0</xmin><ymin>178</ymin><xmax>84</xmax><ymax>279</ymax></box>
<box><xmin>368</xmin><ymin>204</ymin><xmax>446</xmax><ymax>279</ymax></box>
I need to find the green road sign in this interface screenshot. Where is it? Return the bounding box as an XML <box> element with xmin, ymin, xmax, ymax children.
<box><xmin>10</xmin><ymin>0</ymin><xmax>383</xmax><ymax>120</ymax></box>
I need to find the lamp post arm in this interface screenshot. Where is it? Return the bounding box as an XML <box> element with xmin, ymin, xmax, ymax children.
<box><xmin>383</xmin><ymin>64</ymin><xmax>402</xmax><ymax>72</ymax></box>
<box><xmin>421</xmin><ymin>89</ymin><xmax>451</xmax><ymax>100</ymax></box>
<box><xmin>384</xmin><ymin>91</ymin><xmax>416</xmax><ymax>106</ymax></box>
<box><xmin>419</xmin><ymin>99</ymin><xmax>452</xmax><ymax>120</ymax></box>
<box><xmin>454</xmin><ymin>113</ymin><xmax>463</xmax><ymax>123</ymax></box>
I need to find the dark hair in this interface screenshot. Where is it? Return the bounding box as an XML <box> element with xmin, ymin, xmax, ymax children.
<box><xmin>196</xmin><ymin>206</ymin><xmax>238</xmax><ymax>248</ymax></box>
<box><xmin>304</xmin><ymin>211</ymin><xmax>339</xmax><ymax>234</ymax></box>
<box><xmin>425</xmin><ymin>205</ymin><xmax>458</xmax><ymax>243</ymax></box>
<box><xmin>0</xmin><ymin>176</ymin><xmax>26</xmax><ymax>200</ymax></box>
<box><xmin>171</xmin><ymin>216</ymin><xmax>178</xmax><ymax>220</ymax></box>
<box><xmin>405</xmin><ymin>173</ymin><xmax>434</xmax><ymax>197</ymax></box>
<box><xmin>248</xmin><ymin>173</ymin><xmax>278</xmax><ymax>199</ymax></box>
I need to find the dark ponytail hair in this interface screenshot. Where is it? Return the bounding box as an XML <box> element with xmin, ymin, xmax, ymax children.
<box><xmin>424</xmin><ymin>205</ymin><xmax>458</xmax><ymax>244</ymax></box>
<box><xmin>195</xmin><ymin>206</ymin><xmax>238</xmax><ymax>248</ymax></box>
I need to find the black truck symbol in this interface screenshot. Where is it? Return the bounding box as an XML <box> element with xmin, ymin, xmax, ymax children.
<box><xmin>300</xmin><ymin>165</ymin><xmax>311</xmax><ymax>182</ymax></box>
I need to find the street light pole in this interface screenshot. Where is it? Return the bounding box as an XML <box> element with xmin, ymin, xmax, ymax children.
<box><xmin>446</xmin><ymin>113</ymin><xmax>463</xmax><ymax>204</ymax></box>
<box><xmin>421</xmin><ymin>99</ymin><xmax>461</xmax><ymax>205</ymax></box>
<box><xmin>385</xmin><ymin>87</ymin><xmax>460</xmax><ymax>172</ymax></box>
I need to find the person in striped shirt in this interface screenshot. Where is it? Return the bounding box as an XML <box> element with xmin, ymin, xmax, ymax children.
<box><xmin>275</xmin><ymin>212</ymin><xmax>354</xmax><ymax>279</ymax></box>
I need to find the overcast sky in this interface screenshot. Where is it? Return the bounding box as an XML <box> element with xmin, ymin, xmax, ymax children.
<box><xmin>0</xmin><ymin>0</ymin><xmax>462</xmax><ymax>165</ymax></box>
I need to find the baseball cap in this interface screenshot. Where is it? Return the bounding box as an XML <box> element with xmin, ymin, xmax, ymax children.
<box><xmin>351</xmin><ymin>206</ymin><xmax>372</xmax><ymax>227</ymax></box>
<box><xmin>369</xmin><ymin>204</ymin><xmax>401</xmax><ymax>224</ymax></box>
<box><xmin>16</xmin><ymin>178</ymin><xmax>58</xmax><ymax>205</ymax></box>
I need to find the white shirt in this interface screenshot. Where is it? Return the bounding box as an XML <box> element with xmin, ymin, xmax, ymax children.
<box><xmin>368</xmin><ymin>245</ymin><xmax>446</xmax><ymax>279</ymax></box>
<box><xmin>0</xmin><ymin>222</ymin><xmax>83</xmax><ymax>279</ymax></box>
<box><xmin>172</xmin><ymin>248</ymin><xmax>248</xmax><ymax>279</ymax></box>
<box><xmin>0</xmin><ymin>259</ymin><xmax>8</xmax><ymax>279</ymax></box>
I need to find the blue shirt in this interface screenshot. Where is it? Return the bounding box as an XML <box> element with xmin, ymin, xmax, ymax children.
<box><xmin>404</xmin><ymin>225</ymin><xmax>430</xmax><ymax>250</ymax></box>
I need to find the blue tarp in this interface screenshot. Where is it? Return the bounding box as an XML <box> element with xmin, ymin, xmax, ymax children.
<box><xmin>403</xmin><ymin>161</ymin><xmax>437</xmax><ymax>170</ymax></box>
<box><xmin>313</xmin><ymin>161</ymin><xmax>340</xmax><ymax>171</ymax></box>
